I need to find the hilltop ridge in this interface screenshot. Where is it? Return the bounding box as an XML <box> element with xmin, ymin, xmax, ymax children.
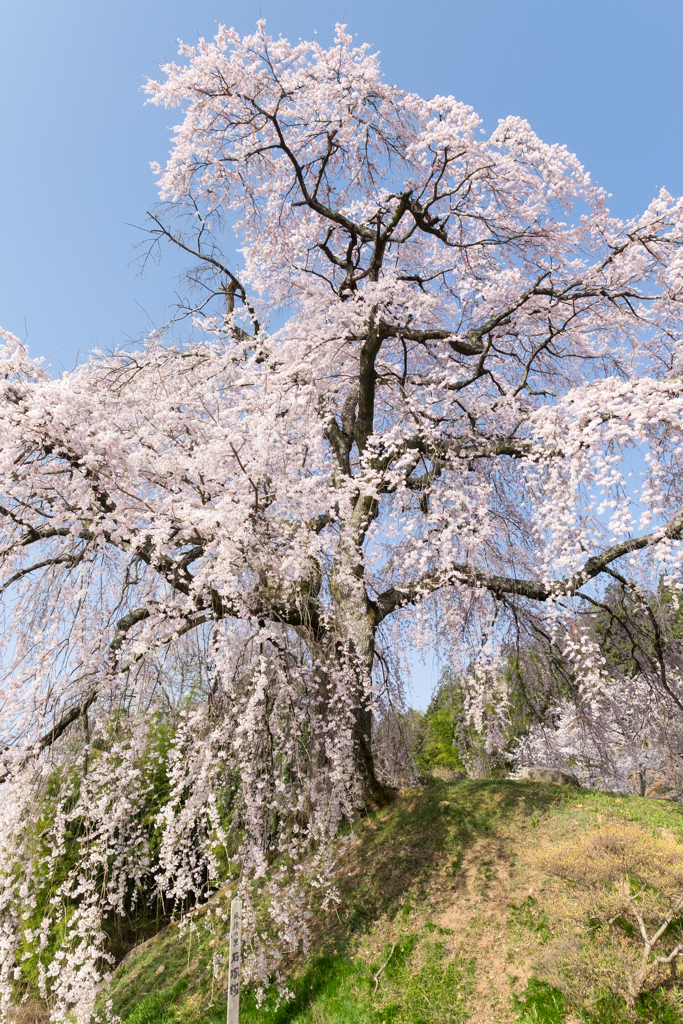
<box><xmin>100</xmin><ymin>780</ymin><xmax>683</xmax><ymax>1024</ymax></box>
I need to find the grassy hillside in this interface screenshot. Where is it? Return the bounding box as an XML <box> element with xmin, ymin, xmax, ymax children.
<box><xmin>105</xmin><ymin>780</ymin><xmax>683</xmax><ymax>1024</ymax></box>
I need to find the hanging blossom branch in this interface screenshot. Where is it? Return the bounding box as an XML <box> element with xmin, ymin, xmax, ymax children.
<box><xmin>375</xmin><ymin>502</ymin><xmax>683</xmax><ymax>618</ymax></box>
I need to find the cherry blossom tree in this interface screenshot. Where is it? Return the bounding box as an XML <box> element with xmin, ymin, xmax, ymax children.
<box><xmin>1</xmin><ymin>21</ymin><xmax>683</xmax><ymax>1020</ymax></box>
<box><xmin>510</xmin><ymin>582</ymin><xmax>683</xmax><ymax>795</ymax></box>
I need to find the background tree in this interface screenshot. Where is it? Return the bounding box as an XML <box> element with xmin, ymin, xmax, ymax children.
<box><xmin>509</xmin><ymin>580</ymin><xmax>683</xmax><ymax>795</ymax></box>
<box><xmin>412</xmin><ymin>669</ymin><xmax>511</xmax><ymax>779</ymax></box>
<box><xmin>1</xmin><ymin>21</ymin><xmax>683</xmax><ymax>1021</ymax></box>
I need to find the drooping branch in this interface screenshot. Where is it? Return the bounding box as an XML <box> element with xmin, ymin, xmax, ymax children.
<box><xmin>0</xmin><ymin>553</ymin><xmax>85</xmax><ymax>594</ymax></box>
<box><xmin>374</xmin><ymin>511</ymin><xmax>683</xmax><ymax>621</ymax></box>
<box><xmin>0</xmin><ymin>687</ymin><xmax>99</xmax><ymax>785</ymax></box>
<box><xmin>0</xmin><ymin>602</ymin><xmax>153</xmax><ymax>783</ymax></box>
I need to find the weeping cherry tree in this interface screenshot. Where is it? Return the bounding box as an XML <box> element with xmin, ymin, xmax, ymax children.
<box><xmin>1</xmin><ymin>22</ymin><xmax>683</xmax><ymax>1020</ymax></box>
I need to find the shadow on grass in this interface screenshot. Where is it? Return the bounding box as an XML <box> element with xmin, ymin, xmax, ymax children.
<box><xmin>124</xmin><ymin>958</ymin><xmax>368</xmax><ymax>1024</ymax></box>
<box><xmin>114</xmin><ymin>781</ymin><xmax>683</xmax><ymax>1024</ymax></box>
<box><xmin>326</xmin><ymin>779</ymin><xmax>574</xmax><ymax>941</ymax></box>
<box><xmin>206</xmin><ymin>937</ymin><xmax>471</xmax><ymax>1024</ymax></box>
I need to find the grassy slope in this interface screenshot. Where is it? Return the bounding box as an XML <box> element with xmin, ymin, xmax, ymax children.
<box><xmin>107</xmin><ymin>780</ymin><xmax>683</xmax><ymax>1024</ymax></box>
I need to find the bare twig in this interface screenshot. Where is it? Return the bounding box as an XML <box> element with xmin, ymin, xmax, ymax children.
<box><xmin>372</xmin><ymin>943</ymin><xmax>396</xmax><ymax>995</ymax></box>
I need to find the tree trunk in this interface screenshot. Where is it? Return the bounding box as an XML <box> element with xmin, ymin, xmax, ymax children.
<box><xmin>330</xmin><ymin>581</ymin><xmax>391</xmax><ymax>807</ymax></box>
<box><xmin>639</xmin><ymin>767</ymin><xmax>647</xmax><ymax>797</ymax></box>
<box><xmin>352</xmin><ymin>691</ymin><xmax>393</xmax><ymax>810</ymax></box>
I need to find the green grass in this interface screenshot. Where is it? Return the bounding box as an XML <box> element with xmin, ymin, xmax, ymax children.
<box><xmin>508</xmin><ymin>896</ymin><xmax>551</xmax><ymax>941</ymax></box>
<box><xmin>113</xmin><ymin>955</ymin><xmax>683</xmax><ymax>1024</ymax></box>
<box><xmin>103</xmin><ymin>780</ymin><xmax>683</xmax><ymax>1024</ymax></box>
<box><xmin>112</xmin><ymin>937</ymin><xmax>475</xmax><ymax>1024</ymax></box>
<box><xmin>511</xmin><ymin>978</ymin><xmax>683</xmax><ymax>1023</ymax></box>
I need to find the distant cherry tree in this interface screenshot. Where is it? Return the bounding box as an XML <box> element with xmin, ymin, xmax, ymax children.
<box><xmin>1</xmin><ymin>22</ymin><xmax>683</xmax><ymax>1022</ymax></box>
<box><xmin>511</xmin><ymin>582</ymin><xmax>683</xmax><ymax>795</ymax></box>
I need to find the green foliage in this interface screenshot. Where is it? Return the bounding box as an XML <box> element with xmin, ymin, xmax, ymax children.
<box><xmin>414</xmin><ymin>707</ymin><xmax>465</xmax><ymax>773</ymax></box>
<box><xmin>13</xmin><ymin>712</ymin><xmax>195</xmax><ymax>1003</ymax></box>
<box><xmin>590</xmin><ymin>579</ymin><xmax>683</xmax><ymax>679</ymax></box>
<box><xmin>414</xmin><ymin>667</ymin><xmax>533</xmax><ymax>777</ymax></box>
<box><xmin>413</xmin><ymin>681</ymin><xmax>466</xmax><ymax>773</ymax></box>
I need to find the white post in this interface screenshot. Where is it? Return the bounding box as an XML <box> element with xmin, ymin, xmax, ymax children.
<box><xmin>227</xmin><ymin>897</ymin><xmax>242</xmax><ymax>1024</ymax></box>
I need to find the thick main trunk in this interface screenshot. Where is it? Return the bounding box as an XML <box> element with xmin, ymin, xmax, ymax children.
<box><xmin>330</xmin><ymin>565</ymin><xmax>391</xmax><ymax>810</ymax></box>
<box><xmin>301</xmin><ymin>628</ymin><xmax>390</xmax><ymax>825</ymax></box>
<box><xmin>352</xmin><ymin>692</ymin><xmax>393</xmax><ymax>810</ymax></box>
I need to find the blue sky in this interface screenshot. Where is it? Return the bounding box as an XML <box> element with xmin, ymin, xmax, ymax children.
<box><xmin>2</xmin><ymin>0</ymin><xmax>682</xmax><ymax>372</ymax></box>
<box><xmin>1</xmin><ymin>0</ymin><xmax>682</xmax><ymax>704</ymax></box>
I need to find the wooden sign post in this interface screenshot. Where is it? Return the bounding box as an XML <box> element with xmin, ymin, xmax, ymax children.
<box><xmin>227</xmin><ymin>898</ymin><xmax>242</xmax><ymax>1024</ymax></box>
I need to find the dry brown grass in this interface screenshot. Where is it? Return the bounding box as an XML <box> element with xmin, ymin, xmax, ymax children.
<box><xmin>8</xmin><ymin>1002</ymin><xmax>50</xmax><ymax>1024</ymax></box>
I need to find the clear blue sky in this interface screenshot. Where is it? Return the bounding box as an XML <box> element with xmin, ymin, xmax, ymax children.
<box><xmin>1</xmin><ymin>0</ymin><xmax>681</xmax><ymax>704</ymax></box>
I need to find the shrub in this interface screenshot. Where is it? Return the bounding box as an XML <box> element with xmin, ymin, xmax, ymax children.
<box><xmin>537</xmin><ymin>822</ymin><xmax>683</xmax><ymax>1010</ymax></box>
